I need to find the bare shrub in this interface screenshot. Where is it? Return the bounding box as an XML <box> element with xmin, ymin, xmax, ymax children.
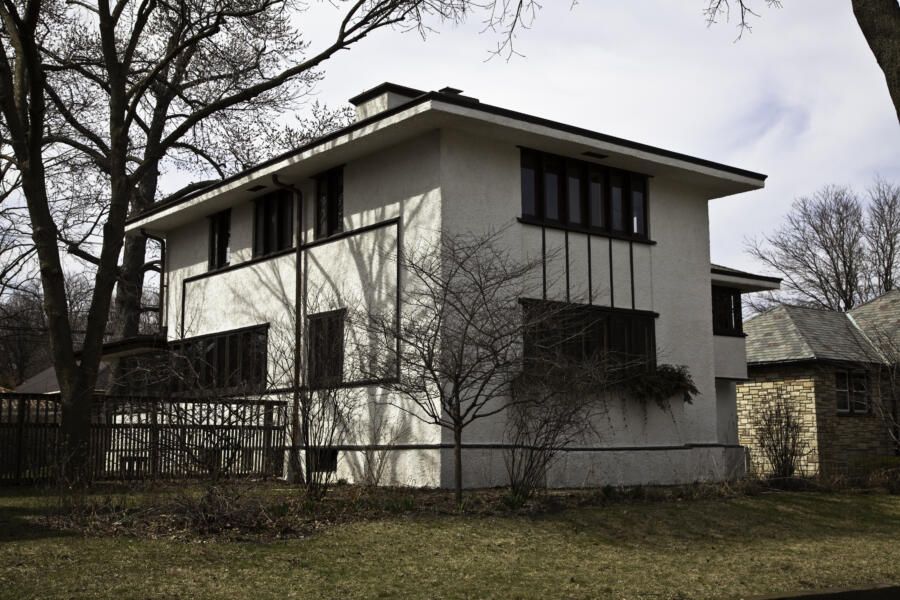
<box><xmin>753</xmin><ymin>394</ymin><xmax>811</xmax><ymax>480</ymax></box>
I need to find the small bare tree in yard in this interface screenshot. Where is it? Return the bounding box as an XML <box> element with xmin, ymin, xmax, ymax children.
<box><xmin>753</xmin><ymin>394</ymin><xmax>810</xmax><ymax>480</ymax></box>
<box><xmin>361</xmin><ymin>229</ymin><xmax>551</xmax><ymax>506</ymax></box>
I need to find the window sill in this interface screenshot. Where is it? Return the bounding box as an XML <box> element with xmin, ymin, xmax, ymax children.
<box><xmin>517</xmin><ymin>217</ymin><xmax>656</xmax><ymax>245</ymax></box>
<box><xmin>713</xmin><ymin>331</ymin><xmax>747</xmax><ymax>338</ymax></box>
<box><xmin>836</xmin><ymin>411</ymin><xmax>872</xmax><ymax>417</ymax></box>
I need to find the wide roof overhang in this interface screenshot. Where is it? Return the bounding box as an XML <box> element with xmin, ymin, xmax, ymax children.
<box><xmin>126</xmin><ymin>93</ymin><xmax>767</xmax><ymax>235</ymax></box>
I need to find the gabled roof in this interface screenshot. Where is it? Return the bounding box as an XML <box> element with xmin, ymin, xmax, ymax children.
<box><xmin>744</xmin><ymin>304</ymin><xmax>881</xmax><ymax>366</ymax></box>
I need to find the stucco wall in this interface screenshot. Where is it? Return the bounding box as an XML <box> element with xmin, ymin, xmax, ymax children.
<box><xmin>435</xmin><ymin>128</ymin><xmax>734</xmax><ymax>486</ymax></box>
<box><xmin>164</xmin><ymin>125</ymin><xmax>746</xmax><ymax>488</ymax></box>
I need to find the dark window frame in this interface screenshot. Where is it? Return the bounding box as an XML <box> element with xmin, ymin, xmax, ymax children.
<box><xmin>712</xmin><ymin>286</ymin><xmax>744</xmax><ymax>336</ymax></box>
<box><xmin>308</xmin><ymin>308</ymin><xmax>346</xmax><ymax>389</ymax></box>
<box><xmin>169</xmin><ymin>324</ymin><xmax>269</xmax><ymax>395</ymax></box>
<box><xmin>315</xmin><ymin>166</ymin><xmax>344</xmax><ymax>240</ymax></box>
<box><xmin>521</xmin><ymin>298</ymin><xmax>657</xmax><ymax>371</ymax></box>
<box><xmin>520</xmin><ymin>148</ymin><xmax>650</xmax><ymax>241</ymax></box>
<box><xmin>253</xmin><ymin>190</ymin><xmax>294</xmax><ymax>258</ymax></box>
<box><xmin>835</xmin><ymin>370</ymin><xmax>870</xmax><ymax>415</ymax></box>
<box><xmin>208</xmin><ymin>209</ymin><xmax>231</xmax><ymax>271</ymax></box>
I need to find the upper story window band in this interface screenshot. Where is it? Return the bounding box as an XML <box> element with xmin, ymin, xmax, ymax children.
<box><xmin>521</xmin><ymin>148</ymin><xmax>649</xmax><ymax>240</ymax></box>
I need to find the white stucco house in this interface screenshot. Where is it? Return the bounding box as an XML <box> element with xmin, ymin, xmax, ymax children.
<box><xmin>121</xmin><ymin>83</ymin><xmax>779</xmax><ymax>488</ymax></box>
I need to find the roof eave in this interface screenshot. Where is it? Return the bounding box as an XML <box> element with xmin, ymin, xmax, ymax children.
<box><xmin>126</xmin><ymin>91</ymin><xmax>768</xmax><ymax>234</ymax></box>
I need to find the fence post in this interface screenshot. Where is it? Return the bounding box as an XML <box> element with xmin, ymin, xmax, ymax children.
<box><xmin>150</xmin><ymin>400</ymin><xmax>159</xmax><ymax>481</ymax></box>
<box><xmin>263</xmin><ymin>401</ymin><xmax>274</xmax><ymax>476</ymax></box>
<box><xmin>14</xmin><ymin>396</ymin><xmax>25</xmax><ymax>485</ymax></box>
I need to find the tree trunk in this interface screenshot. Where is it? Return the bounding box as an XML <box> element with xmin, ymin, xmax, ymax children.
<box><xmin>453</xmin><ymin>425</ymin><xmax>463</xmax><ymax>507</ymax></box>
<box><xmin>113</xmin><ymin>235</ymin><xmax>149</xmax><ymax>339</ymax></box>
<box><xmin>852</xmin><ymin>0</ymin><xmax>900</xmax><ymax>125</ymax></box>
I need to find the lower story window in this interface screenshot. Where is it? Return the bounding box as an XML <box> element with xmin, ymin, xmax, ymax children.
<box><xmin>522</xmin><ymin>299</ymin><xmax>656</xmax><ymax>371</ymax></box>
<box><xmin>308</xmin><ymin>309</ymin><xmax>346</xmax><ymax>388</ymax></box>
<box><xmin>169</xmin><ymin>325</ymin><xmax>268</xmax><ymax>394</ymax></box>
<box><xmin>835</xmin><ymin>371</ymin><xmax>869</xmax><ymax>415</ymax></box>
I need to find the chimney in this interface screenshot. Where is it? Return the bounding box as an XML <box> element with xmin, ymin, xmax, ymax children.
<box><xmin>348</xmin><ymin>83</ymin><xmax>425</xmax><ymax>122</ymax></box>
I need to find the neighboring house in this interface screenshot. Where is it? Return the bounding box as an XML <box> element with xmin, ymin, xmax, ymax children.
<box><xmin>15</xmin><ymin>363</ymin><xmax>114</xmax><ymax>395</ymax></box>
<box><xmin>120</xmin><ymin>82</ymin><xmax>776</xmax><ymax>488</ymax></box>
<box><xmin>738</xmin><ymin>294</ymin><xmax>900</xmax><ymax>476</ymax></box>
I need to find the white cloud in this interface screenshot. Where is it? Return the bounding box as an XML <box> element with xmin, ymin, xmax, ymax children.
<box><xmin>250</xmin><ymin>1</ymin><xmax>900</xmax><ymax>274</ymax></box>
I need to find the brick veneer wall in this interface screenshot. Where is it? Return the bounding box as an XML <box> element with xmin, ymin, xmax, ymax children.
<box><xmin>736</xmin><ymin>365</ymin><xmax>819</xmax><ymax>476</ymax></box>
<box><xmin>812</xmin><ymin>365</ymin><xmax>894</xmax><ymax>474</ymax></box>
<box><xmin>737</xmin><ymin>363</ymin><xmax>895</xmax><ymax>477</ymax></box>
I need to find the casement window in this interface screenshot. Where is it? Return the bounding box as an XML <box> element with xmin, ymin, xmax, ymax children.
<box><xmin>253</xmin><ymin>190</ymin><xmax>293</xmax><ymax>257</ymax></box>
<box><xmin>712</xmin><ymin>286</ymin><xmax>743</xmax><ymax>336</ymax></box>
<box><xmin>315</xmin><ymin>167</ymin><xmax>344</xmax><ymax>240</ymax></box>
<box><xmin>208</xmin><ymin>209</ymin><xmax>230</xmax><ymax>270</ymax></box>
<box><xmin>169</xmin><ymin>325</ymin><xmax>268</xmax><ymax>393</ymax></box>
<box><xmin>520</xmin><ymin>148</ymin><xmax>649</xmax><ymax>239</ymax></box>
<box><xmin>522</xmin><ymin>299</ymin><xmax>656</xmax><ymax>369</ymax></box>
<box><xmin>835</xmin><ymin>371</ymin><xmax>869</xmax><ymax>415</ymax></box>
<box><xmin>308</xmin><ymin>309</ymin><xmax>346</xmax><ymax>388</ymax></box>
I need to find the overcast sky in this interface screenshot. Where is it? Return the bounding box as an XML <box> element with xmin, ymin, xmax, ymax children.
<box><xmin>291</xmin><ymin>1</ymin><xmax>900</xmax><ymax>275</ymax></box>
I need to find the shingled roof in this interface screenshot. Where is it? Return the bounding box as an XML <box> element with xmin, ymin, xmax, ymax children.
<box><xmin>847</xmin><ymin>289</ymin><xmax>900</xmax><ymax>342</ymax></box>
<box><xmin>744</xmin><ymin>304</ymin><xmax>882</xmax><ymax>366</ymax></box>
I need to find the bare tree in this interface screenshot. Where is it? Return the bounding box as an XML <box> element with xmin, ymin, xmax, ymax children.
<box><xmin>865</xmin><ymin>177</ymin><xmax>900</xmax><ymax>296</ymax></box>
<box><xmin>748</xmin><ymin>178</ymin><xmax>900</xmax><ymax>312</ymax></box>
<box><xmin>0</xmin><ymin>0</ymin><xmax>533</xmax><ymax>483</ymax></box>
<box><xmin>748</xmin><ymin>185</ymin><xmax>869</xmax><ymax>311</ymax></box>
<box><xmin>705</xmin><ymin>0</ymin><xmax>900</xmax><ymax>125</ymax></box>
<box><xmin>357</xmin><ymin>229</ymin><xmax>547</xmax><ymax>504</ymax></box>
<box><xmin>0</xmin><ymin>282</ymin><xmax>49</xmax><ymax>387</ymax></box>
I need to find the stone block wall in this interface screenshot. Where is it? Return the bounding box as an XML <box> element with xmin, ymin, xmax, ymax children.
<box><xmin>736</xmin><ymin>364</ymin><xmax>820</xmax><ymax>476</ymax></box>
<box><xmin>737</xmin><ymin>362</ymin><xmax>896</xmax><ymax>477</ymax></box>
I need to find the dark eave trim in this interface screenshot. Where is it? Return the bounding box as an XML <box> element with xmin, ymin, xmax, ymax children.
<box><xmin>127</xmin><ymin>90</ymin><xmax>768</xmax><ymax>226</ymax></box>
<box><xmin>710</xmin><ymin>267</ymin><xmax>782</xmax><ymax>284</ymax></box>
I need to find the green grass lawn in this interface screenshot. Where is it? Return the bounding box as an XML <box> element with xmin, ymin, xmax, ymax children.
<box><xmin>0</xmin><ymin>488</ymin><xmax>898</xmax><ymax>599</ymax></box>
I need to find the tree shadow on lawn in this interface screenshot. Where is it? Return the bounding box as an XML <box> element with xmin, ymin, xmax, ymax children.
<box><xmin>0</xmin><ymin>501</ymin><xmax>77</xmax><ymax>543</ymax></box>
<box><xmin>536</xmin><ymin>492</ymin><xmax>900</xmax><ymax>549</ymax></box>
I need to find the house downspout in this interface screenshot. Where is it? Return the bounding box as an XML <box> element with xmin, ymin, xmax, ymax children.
<box><xmin>140</xmin><ymin>229</ymin><xmax>166</xmax><ymax>337</ymax></box>
<box><xmin>272</xmin><ymin>174</ymin><xmax>305</xmax><ymax>481</ymax></box>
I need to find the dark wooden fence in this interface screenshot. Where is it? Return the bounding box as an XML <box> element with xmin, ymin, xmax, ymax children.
<box><xmin>0</xmin><ymin>393</ymin><xmax>287</xmax><ymax>485</ymax></box>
